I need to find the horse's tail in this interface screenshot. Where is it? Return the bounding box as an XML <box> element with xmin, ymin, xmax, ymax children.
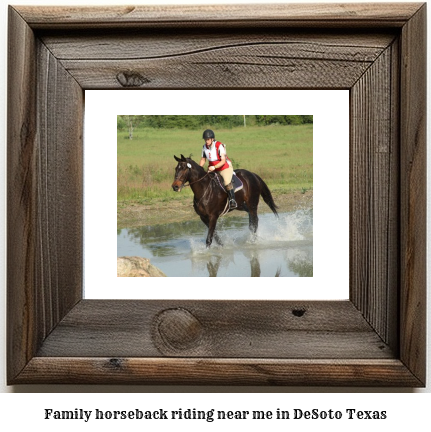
<box><xmin>255</xmin><ymin>174</ymin><xmax>279</xmax><ymax>217</ymax></box>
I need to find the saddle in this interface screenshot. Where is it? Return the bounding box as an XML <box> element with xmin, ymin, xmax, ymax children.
<box><xmin>213</xmin><ymin>172</ymin><xmax>244</xmax><ymax>216</ymax></box>
<box><xmin>231</xmin><ymin>172</ymin><xmax>244</xmax><ymax>193</ymax></box>
<box><xmin>215</xmin><ymin>171</ymin><xmax>243</xmax><ymax>194</ymax></box>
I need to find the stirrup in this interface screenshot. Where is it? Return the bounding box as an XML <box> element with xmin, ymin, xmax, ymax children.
<box><xmin>227</xmin><ymin>187</ymin><xmax>237</xmax><ymax>209</ymax></box>
<box><xmin>229</xmin><ymin>199</ymin><xmax>237</xmax><ymax>209</ymax></box>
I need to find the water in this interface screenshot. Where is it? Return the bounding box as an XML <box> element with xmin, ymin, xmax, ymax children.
<box><xmin>117</xmin><ymin>209</ymin><xmax>313</xmax><ymax>277</ymax></box>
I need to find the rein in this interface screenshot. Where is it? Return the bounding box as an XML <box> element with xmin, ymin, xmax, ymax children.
<box><xmin>174</xmin><ymin>161</ymin><xmax>232</xmax><ymax>219</ymax></box>
<box><xmin>183</xmin><ymin>169</ymin><xmax>215</xmax><ymax>207</ymax></box>
<box><xmin>174</xmin><ymin>164</ymin><xmax>215</xmax><ymax>207</ymax></box>
<box><xmin>183</xmin><ymin>170</ymin><xmax>211</xmax><ymax>187</ymax></box>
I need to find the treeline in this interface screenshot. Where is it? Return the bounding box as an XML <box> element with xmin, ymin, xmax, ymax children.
<box><xmin>255</xmin><ymin>115</ymin><xmax>312</xmax><ymax>126</ymax></box>
<box><xmin>117</xmin><ymin>115</ymin><xmax>312</xmax><ymax>131</ymax></box>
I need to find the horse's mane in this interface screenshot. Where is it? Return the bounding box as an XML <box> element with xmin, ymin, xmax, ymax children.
<box><xmin>175</xmin><ymin>153</ymin><xmax>207</xmax><ymax>176</ymax></box>
<box><xmin>185</xmin><ymin>156</ymin><xmax>206</xmax><ymax>175</ymax></box>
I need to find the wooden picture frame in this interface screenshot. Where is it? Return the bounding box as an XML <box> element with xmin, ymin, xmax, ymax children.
<box><xmin>7</xmin><ymin>3</ymin><xmax>426</xmax><ymax>386</ymax></box>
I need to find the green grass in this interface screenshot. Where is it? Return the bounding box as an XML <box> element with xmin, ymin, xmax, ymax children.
<box><xmin>117</xmin><ymin>124</ymin><xmax>312</xmax><ymax>203</ymax></box>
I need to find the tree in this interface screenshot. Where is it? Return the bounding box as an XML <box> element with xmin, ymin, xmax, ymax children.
<box><xmin>121</xmin><ymin>115</ymin><xmax>145</xmax><ymax>139</ymax></box>
<box><xmin>117</xmin><ymin>116</ymin><xmax>126</xmax><ymax>131</ymax></box>
<box><xmin>127</xmin><ymin>115</ymin><xmax>133</xmax><ymax>139</ymax></box>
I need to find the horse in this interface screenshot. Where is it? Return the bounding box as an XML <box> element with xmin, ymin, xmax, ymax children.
<box><xmin>172</xmin><ymin>154</ymin><xmax>278</xmax><ymax>247</ymax></box>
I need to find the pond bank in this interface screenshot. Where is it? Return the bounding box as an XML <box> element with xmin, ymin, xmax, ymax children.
<box><xmin>118</xmin><ymin>190</ymin><xmax>313</xmax><ymax>229</ymax></box>
<box><xmin>117</xmin><ymin>256</ymin><xmax>166</xmax><ymax>277</ymax></box>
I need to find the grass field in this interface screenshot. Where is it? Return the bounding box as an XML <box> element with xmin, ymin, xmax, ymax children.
<box><xmin>117</xmin><ymin>124</ymin><xmax>312</xmax><ymax>205</ymax></box>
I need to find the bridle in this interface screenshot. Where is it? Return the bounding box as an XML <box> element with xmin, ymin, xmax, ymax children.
<box><xmin>174</xmin><ymin>160</ymin><xmax>227</xmax><ymax>211</ymax></box>
<box><xmin>175</xmin><ymin>162</ymin><xmax>212</xmax><ymax>188</ymax></box>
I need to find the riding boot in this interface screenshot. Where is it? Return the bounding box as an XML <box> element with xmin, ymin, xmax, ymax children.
<box><xmin>228</xmin><ymin>188</ymin><xmax>237</xmax><ymax>209</ymax></box>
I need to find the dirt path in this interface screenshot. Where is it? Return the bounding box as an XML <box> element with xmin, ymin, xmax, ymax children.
<box><xmin>118</xmin><ymin>190</ymin><xmax>312</xmax><ymax>229</ymax></box>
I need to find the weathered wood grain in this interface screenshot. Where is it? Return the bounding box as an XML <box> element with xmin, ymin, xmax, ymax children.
<box><xmin>350</xmin><ymin>45</ymin><xmax>399</xmax><ymax>347</ymax></box>
<box><xmin>7</xmin><ymin>6</ymin><xmax>83</xmax><ymax>382</ymax></box>
<box><xmin>36</xmin><ymin>300</ymin><xmax>394</xmax><ymax>359</ymax></box>
<box><xmin>60</xmin><ymin>57</ymin><xmax>372</xmax><ymax>89</ymax></box>
<box><xmin>16</xmin><ymin>3</ymin><xmax>423</xmax><ymax>29</ymax></box>
<box><xmin>38</xmin><ymin>30</ymin><xmax>396</xmax><ymax>89</ymax></box>
<box><xmin>35</xmin><ymin>40</ymin><xmax>84</xmax><ymax>335</ymax></box>
<box><xmin>41</xmin><ymin>31</ymin><xmax>395</xmax><ymax>60</ymax></box>
<box><xmin>15</xmin><ymin>358</ymin><xmax>423</xmax><ymax>386</ymax></box>
<box><xmin>399</xmin><ymin>3</ymin><xmax>427</xmax><ymax>385</ymax></box>
<box><xmin>7</xmin><ymin>6</ymin><xmax>38</xmax><ymax>382</ymax></box>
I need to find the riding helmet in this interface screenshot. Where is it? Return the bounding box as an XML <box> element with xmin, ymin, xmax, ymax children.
<box><xmin>203</xmin><ymin>129</ymin><xmax>215</xmax><ymax>140</ymax></box>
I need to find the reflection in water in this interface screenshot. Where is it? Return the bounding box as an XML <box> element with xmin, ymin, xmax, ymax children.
<box><xmin>250</xmin><ymin>256</ymin><xmax>261</xmax><ymax>277</ymax></box>
<box><xmin>287</xmin><ymin>250</ymin><xmax>313</xmax><ymax>277</ymax></box>
<box><xmin>117</xmin><ymin>210</ymin><xmax>313</xmax><ymax>277</ymax></box>
<box><xmin>189</xmin><ymin>248</ymin><xmax>268</xmax><ymax>277</ymax></box>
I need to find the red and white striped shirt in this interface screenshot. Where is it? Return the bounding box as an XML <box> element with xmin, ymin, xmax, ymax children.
<box><xmin>202</xmin><ymin>140</ymin><xmax>232</xmax><ymax>171</ymax></box>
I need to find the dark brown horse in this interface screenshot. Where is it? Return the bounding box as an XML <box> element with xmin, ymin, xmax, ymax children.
<box><xmin>172</xmin><ymin>154</ymin><xmax>278</xmax><ymax>247</ymax></box>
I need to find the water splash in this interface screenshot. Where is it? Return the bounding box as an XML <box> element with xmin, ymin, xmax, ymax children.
<box><xmin>265</xmin><ymin>209</ymin><xmax>312</xmax><ymax>242</ymax></box>
<box><xmin>118</xmin><ymin>209</ymin><xmax>313</xmax><ymax>277</ymax></box>
<box><xmin>188</xmin><ymin>209</ymin><xmax>312</xmax><ymax>252</ymax></box>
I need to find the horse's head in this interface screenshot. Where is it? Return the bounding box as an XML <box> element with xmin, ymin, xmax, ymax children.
<box><xmin>172</xmin><ymin>154</ymin><xmax>192</xmax><ymax>192</ymax></box>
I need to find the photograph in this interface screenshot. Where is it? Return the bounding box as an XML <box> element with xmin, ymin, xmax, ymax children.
<box><xmin>117</xmin><ymin>115</ymin><xmax>313</xmax><ymax>278</ymax></box>
<box><xmin>84</xmin><ymin>89</ymin><xmax>348</xmax><ymax>301</ymax></box>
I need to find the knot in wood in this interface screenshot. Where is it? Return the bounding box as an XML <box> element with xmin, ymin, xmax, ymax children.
<box><xmin>116</xmin><ymin>71</ymin><xmax>150</xmax><ymax>87</ymax></box>
<box><xmin>155</xmin><ymin>308</ymin><xmax>203</xmax><ymax>351</ymax></box>
<box><xmin>292</xmin><ymin>308</ymin><xmax>306</xmax><ymax>317</ymax></box>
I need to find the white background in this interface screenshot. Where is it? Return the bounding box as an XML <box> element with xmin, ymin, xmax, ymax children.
<box><xmin>1</xmin><ymin>0</ymin><xmax>430</xmax><ymax>428</ymax></box>
<box><xmin>85</xmin><ymin>90</ymin><xmax>349</xmax><ymax>300</ymax></box>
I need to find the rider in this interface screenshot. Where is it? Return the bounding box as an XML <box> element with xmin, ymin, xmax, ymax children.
<box><xmin>199</xmin><ymin>129</ymin><xmax>237</xmax><ymax>209</ymax></box>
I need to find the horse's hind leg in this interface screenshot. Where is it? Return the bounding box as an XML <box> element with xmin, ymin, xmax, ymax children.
<box><xmin>248</xmin><ymin>208</ymin><xmax>259</xmax><ymax>234</ymax></box>
<box><xmin>243</xmin><ymin>201</ymin><xmax>258</xmax><ymax>236</ymax></box>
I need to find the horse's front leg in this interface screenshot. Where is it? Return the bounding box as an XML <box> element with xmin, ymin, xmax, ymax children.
<box><xmin>200</xmin><ymin>215</ymin><xmax>223</xmax><ymax>247</ymax></box>
<box><xmin>212</xmin><ymin>230</ymin><xmax>223</xmax><ymax>247</ymax></box>
<box><xmin>206</xmin><ymin>215</ymin><xmax>220</xmax><ymax>248</ymax></box>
